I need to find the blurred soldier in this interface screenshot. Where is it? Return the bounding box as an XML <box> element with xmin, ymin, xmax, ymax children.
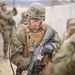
<box><xmin>62</xmin><ymin>18</ymin><xmax>75</xmax><ymax>43</ymax></box>
<box><xmin>0</xmin><ymin>0</ymin><xmax>17</xmax><ymax>59</ymax></box>
<box><xmin>10</xmin><ymin>2</ymin><xmax>61</xmax><ymax>75</ymax></box>
<box><xmin>49</xmin><ymin>33</ymin><xmax>75</xmax><ymax>75</ymax></box>
<box><xmin>18</xmin><ymin>12</ymin><xmax>28</xmax><ymax>26</ymax></box>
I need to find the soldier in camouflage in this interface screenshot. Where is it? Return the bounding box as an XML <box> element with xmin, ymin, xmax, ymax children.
<box><xmin>0</xmin><ymin>0</ymin><xmax>17</xmax><ymax>59</ymax></box>
<box><xmin>10</xmin><ymin>2</ymin><xmax>61</xmax><ymax>75</ymax></box>
<box><xmin>62</xmin><ymin>18</ymin><xmax>75</xmax><ymax>43</ymax></box>
<box><xmin>49</xmin><ymin>33</ymin><xmax>75</xmax><ymax>75</ymax></box>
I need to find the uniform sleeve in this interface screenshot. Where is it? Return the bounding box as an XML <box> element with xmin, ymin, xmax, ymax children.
<box><xmin>51</xmin><ymin>32</ymin><xmax>61</xmax><ymax>52</ymax></box>
<box><xmin>0</xmin><ymin>11</ymin><xmax>13</xmax><ymax>25</ymax></box>
<box><xmin>10</xmin><ymin>28</ymin><xmax>30</xmax><ymax>69</ymax></box>
<box><xmin>11</xmin><ymin>29</ymin><xmax>23</xmax><ymax>55</ymax></box>
<box><xmin>49</xmin><ymin>33</ymin><xmax>75</xmax><ymax>75</ymax></box>
<box><xmin>49</xmin><ymin>32</ymin><xmax>61</xmax><ymax>61</ymax></box>
<box><xmin>0</xmin><ymin>11</ymin><xmax>13</xmax><ymax>20</ymax></box>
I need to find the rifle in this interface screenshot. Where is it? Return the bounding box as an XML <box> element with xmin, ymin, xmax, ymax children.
<box><xmin>24</xmin><ymin>26</ymin><xmax>55</xmax><ymax>75</ymax></box>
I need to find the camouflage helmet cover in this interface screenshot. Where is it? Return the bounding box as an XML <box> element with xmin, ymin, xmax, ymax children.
<box><xmin>67</xmin><ymin>18</ymin><xmax>75</xmax><ymax>28</ymax></box>
<box><xmin>26</xmin><ymin>2</ymin><xmax>46</xmax><ymax>20</ymax></box>
<box><xmin>67</xmin><ymin>18</ymin><xmax>75</xmax><ymax>35</ymax></box>
<box><xmin>0</xmin><ymin>0</ymin><xmax>6</xmax><ymax>6</ymax></box>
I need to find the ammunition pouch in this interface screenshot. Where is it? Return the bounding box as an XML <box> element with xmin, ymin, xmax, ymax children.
<box><xmin>41</xmin><ymin>43</ymin><xmax>53</xmax><ymax>56</ymax></box>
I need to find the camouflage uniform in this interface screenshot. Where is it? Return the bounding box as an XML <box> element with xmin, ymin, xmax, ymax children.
<box><xmin>49</xmin><ymin>33</ymin><xmax>75</xmax><ymax>75</ymax></box>
<box><xmin>0</xmin><ymin>1</ymin><xmax>17</xmax><ymax>58</ymax></box>
<box><xmin>10</xmin><ymin>2</ymin><xmax>61</xmax><ymax>75</ymax></box>
<box><xmin>62</xmin><ymin>18</ymin><xmax>75</xmax><ymax>43</ymax></box>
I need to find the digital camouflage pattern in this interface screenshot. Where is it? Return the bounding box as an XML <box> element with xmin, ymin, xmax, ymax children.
<box><xmin>49</xmin><ymin>33</ymin><xmax>75</xmax><ymax>75</ymax></box>
<box><xmin>10</xmin><ymin>23</ymin><xmax>61</xmax><ymax>75</ymax></box>
<box><xmin>62</xmin><ymin>18</ymin><xmax>75</xmax><ymax>43</ymax></box>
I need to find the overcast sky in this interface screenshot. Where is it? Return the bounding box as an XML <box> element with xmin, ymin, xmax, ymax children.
<box><xmin>5</xmin><ymin>0</ymin><xmax>75</xmax><ymax>6</ymax></box>
<box><xmin>5</xmin><ymin>0</ymin><xmax>50</xmax><ymax>6</ymax></box>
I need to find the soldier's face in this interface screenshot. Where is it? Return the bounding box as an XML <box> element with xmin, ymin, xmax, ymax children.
<box><xmin>30</xmin><ymin>18</ymin><xmax>42</xmax><ymax>30</ymax></box>
<box><xmin>1</xmin><ymin>4</ymin><xmax>7</xmax><ymax>11</ymax></box>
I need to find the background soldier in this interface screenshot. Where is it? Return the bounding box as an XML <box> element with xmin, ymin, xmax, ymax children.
<box><xmin>62</xmin><ymin>18</ymin><xmax>75</xmax><ymax>43</ymax></box>
<box><xmin>18</xmin><ymin>11</ymin><xmax>28</xmax><ymax>26</ymax></box>
<box><xmin>10</xmin><ymin>2</ymin><xmax>61</xmax><ymax>75</ymax></box>
<box><xmin>49</xmin><ymin>33</ymin><xmax>75</xmax><ymax>75</ymax></box>
<box><xmin>0</xmin><ymin>0</ymin><xmax>17</xmax><ymax>59</ymax></box>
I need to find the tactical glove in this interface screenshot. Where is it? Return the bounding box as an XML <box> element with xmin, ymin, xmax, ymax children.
<box><xmin>34</xmin><ymin>59</ymin><xmax>40</xmax><ymax>66</ymax></box>
<box><xmin>34</xmin><ymin>59</ymin><xmax>40</xmax><ymax>71</ymax></box>
<box><xmin>41</xmin><ymin>43</ymin><xmax>53</xmax><ymax>56</ymax></box>
<box><xmin>13</xmin><ymin>7</ymin><xmax>17</xmax><ymax>16</ymax></box>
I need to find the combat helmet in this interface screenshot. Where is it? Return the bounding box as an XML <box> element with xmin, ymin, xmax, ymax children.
<box><xmin>67</xmin><ymin>18</ymin><xmax>75</xmax><ymax>35</ymax></box>
<box><xmin>0</xmin><ymin>0</ymin><xmax>6</xmax><ymax>6</ymax></box>
<box><xmin>67</xmin><ymin>18</ymin><xmax>75</xmax><ymax>28</ymax></box>
<box><xmin>26</xmin><ymin>2</ymin><xmax>46</xmax><ymax>20</ymax></box>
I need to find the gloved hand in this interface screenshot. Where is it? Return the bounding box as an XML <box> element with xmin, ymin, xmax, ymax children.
<box><xmin>34</xmin><ymin>59</ymin><xmax>40</xmax><ymax>71</ymax></box>
<box><xmin>41</xmin><ymin>43</ymin><xmax>54</xmax><ymax>56</ymax></box>
<box><xmin>34</xmin><ymin>59</ymin><xmax>40</xmax><ymax>66</ymax></box>
<box><xmin>13</xmin><ymin>7</ymin><xmax>17</xmax><ymax>16</ymax></box>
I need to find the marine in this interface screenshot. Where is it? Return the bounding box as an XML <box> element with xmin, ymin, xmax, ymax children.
<box><xmin>10</xmin><ymin>2</ymin><xmax>61</xmax><ymax>75</ymax></box>
<box><xmin>0</xmin><ymin>0</ymin><xmax>17</xmax><ymax>59</ymax></box>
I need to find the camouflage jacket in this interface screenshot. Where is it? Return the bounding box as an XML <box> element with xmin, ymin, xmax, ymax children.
<box><xmin>49</xmin><ymin>33</ymin><xmax>75</xmax><ymax>75</ymax></box>
<box><xmin>10</xmin><ymin>23</ymin><xmax>61</xmax><ymax>68</ymax></box>
<box><xmin>0</xmin><ymin>10</ymin><xmax>14</xmax><ymax>30</ymax></box>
